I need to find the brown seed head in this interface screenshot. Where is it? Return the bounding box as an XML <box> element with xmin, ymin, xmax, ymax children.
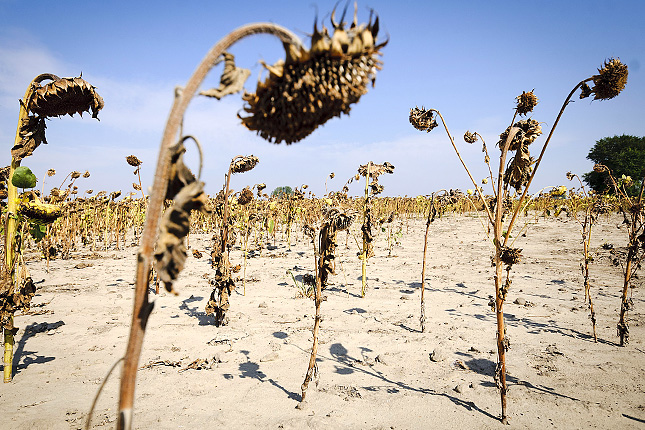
<box><xmin>515</xmin><ymin>90</ymin><xmax>538</xmax><ymax>116</ymax></box>
<box><xmin>239</xmin><ymin>7</ymin><xmax>386</xmax><ymax>144</ymax></box>
<box><xmin>71</xmin><ymin>171</ymin><xmax>81</xmax><ymax>179</ymax></box>
<box><xmin>28</xmin><ymin>76</ymin><xmax>104</xmax><ymax>119</ymax></box>
<box><xmin>126</xmin><ymin>155</ymin><xmax>142</xmax><ymax>167</ymax></box>
<box><xmin>237</xmin><ymin>187</ymin><xmax>254</xmax><ymax>205</ymax></box>
<box><xmin>133</xmin><ymin>183</ymin><xmax>142</xmax><ymax>191</ymax></box>
<box><xmin>464</xmin><ymin>131</ymin><xmax>478</xmax><ymax>144</ymax></box>
<box><xmin>591</xmin><ymin>58</ymin><xmax>628</xmax><ymax>100</ymax></box>
<box><xmin>47</xmin><ymin>169</ymin><xmax>56</xmax><ymax>177</ymax></box>
<box><xmin>500</xmin><ymin>246</ymin><xmax>522</xmax><ymax>266</ymax></box>
<box><xmin>593</xmin><ymin>164</ymin><xmax>608</xmax><ymax>173</ymax></box>
<box><xmin>231</xmin><ymin>155</ymin><xmax>259</xmax><ymax>174</ymax></box>
<box><xmin>409</xmin><ymin>107</ymin><xmax>438</xmax><ymax>132</ymax></box>
<box><xmin>83</xmin><ymin>171</ymin><xmax>90</xmax><ymax>178</ymax></box>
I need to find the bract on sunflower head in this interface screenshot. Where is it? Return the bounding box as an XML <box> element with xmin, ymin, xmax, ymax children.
<box><xmin>240</xmin><ymin>4</ymin><xmax>387</xmax><ymax>144</ymax></box>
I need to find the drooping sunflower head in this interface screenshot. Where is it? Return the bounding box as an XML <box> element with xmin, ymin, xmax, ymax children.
<box><xmin>587</xmin><ymin>58</ymin><xmax>628</xmax><ymax>100</ymax></box>
<box><xmin>237</xmin><ymin>187</ymin><xmax>254</xmax><ymax>205</ymax></box>
<box><xmin>126</xmin><ymin>155</ymin><xmax>142</xmax><ymax>167</ymax></box>
<box><xmin>240</xmin><ymin>5</ymin><xmax>387</xmax><ymax>144</ymax></box>
<box><xmin>409</xmin><ymin>106</ymin><xmax>438</xmax><ymax>132</ymax></box>
<box><xmin>464</xmin><ymin>131</ymin><xmax>478</xmax><ymax>144</ymax></box>
<box><xmin>231</xmin><ymin>155</ymin><xmax>259</xmax><ymax>174</ymax></box>
<box><xmin>12</xmin><ymin>74</ymin><xmax>104</xmax><ymax>161</ymax></box>
<box><xmin>28</xmin><ymin>75</ymin><xmax>104</xmax><ymax>119</ymax></box>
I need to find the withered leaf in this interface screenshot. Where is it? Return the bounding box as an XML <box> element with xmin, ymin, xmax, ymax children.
<box><xmin>200</xmin><ymin>52</ymin><xmax>251</xmax><ymax>100</ymax></box>
<box><xmin>166</xmin><ymin>141</ymin><xmax>196</xmax><ymax>200</ymax></box>
<box><xmin>154</xmin><ymin>181</ymin><xmax>210</xmax><ymax>293</ymax></box>
<box><xmin>12</xmin><ymin>115</ymin><xmax>47</xmax><ymax>161</ymax></box>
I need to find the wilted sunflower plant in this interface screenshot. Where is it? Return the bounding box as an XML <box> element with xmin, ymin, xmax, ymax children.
<box><xmin>592</xmin><ymin>164</ymin><xmax>644</xmax><ymax>346</ymax></box>
<box><xmin>299</xmin><ymin>206</ymin><xmax>354</xmax><ymax>406</ymax></box>
<box><xmin>352</xmin><ymin>161</ymin><xmax>395</xmax><ymax>297</ymax></box>
<box><xmin>409</xmin><ymin>58</ymin><xmax>627</xmax><ymax>424</ymax></box>
<box><xmin>3</xmin><ymin>73</ymin><xmax>103</xmax><ymax>383</ymax></box>
<box><xmin>116</xmin><ymin>6</ymin><xmax>386</xmax><ymax>426</ymax></box>
<box><xmin>205</xmin><ymin>155</ymin><xmax>258</xmax><ymax>326</ymax></box>
<box><xmin>565</xmin><ymin>172</ymin><xmax>608</xmax><ymax>342</ymax></box>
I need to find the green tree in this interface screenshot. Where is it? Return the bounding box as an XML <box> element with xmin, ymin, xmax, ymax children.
<box><xmin>271</xmin><ymin>185</ymin><xmax>293</xmax><ymax>197</ymax></box>
<box><xmin>583</xmin><ymin>134</ymin><xmax>645</xmax><ymax>195</ymax></box>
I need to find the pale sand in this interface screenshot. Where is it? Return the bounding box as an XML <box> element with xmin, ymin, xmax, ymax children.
<box><xmin>3</xmin><ymin>213</ymin><xmax>644</xmax><ymax>429</ymax></box>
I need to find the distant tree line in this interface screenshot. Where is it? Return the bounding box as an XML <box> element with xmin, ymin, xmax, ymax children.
<box><xmin>584</xmin><ymin>134</ymin><xmax>645</xmax><ymax>195</ymax></box>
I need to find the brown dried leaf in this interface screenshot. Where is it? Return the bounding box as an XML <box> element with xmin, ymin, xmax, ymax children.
<box><xmin>154</xmin><ymin>181</ymin><xmax>210</xmax><ymax>293</ymax></box>
<box><xmin>12</xmin><ymin>115</ymin><xmax>47</xmax><ymax>161</ymax></box>
<box><xmin>200</xmin><ymin>52</ymin><xmax>251</xmax><ymax>100</ymax></box>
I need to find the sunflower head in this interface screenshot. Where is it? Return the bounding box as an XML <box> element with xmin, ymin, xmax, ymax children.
<box><xmin>240</xmin><ymin>5</ymin><xmax>386</xmax><ymax>144</ymax></box>
<box><xmin>409</xmin><ymin>107</ymin><xmax>438</xmax><ymax>132</ymax></box>
<box><xmin>231</xmin><ymin>155</ymin><xmax>259</xmax><ymax>174</ymax></box>
<box><xmin>237</xmin><ymin>187</ymin><xmax>254</xmax><ymax>205</ymax></box>
<box><xmin>589</xmin><ymin>58</ymin><xmax>628</xmax><ymax>100</ymax></box>
<box><xmin>126</xmin><ymin>155</ymin><xmax>142</xmax><ymax>167</ymax></box>
<box><xmin>464</xmin><ymin>131</ymin><xmax>478</xmax><ymax>144</ymax></box>
<box><xmin>515</xmin><ymin>90</ymin><xmax>538</xmax><ymax>116</ymax></box>
<box><xmin>28</xmin><ymin>75</ymin><xmax>104</xmax><ymax>119</ymax></box>
<box><xmin>500</xmin><ymin>246</ymin><xmax>522</xmax><ymax>266</ymax></box>
<box><xmin>12</xmin><ymin>75</ymin><xmax>104</xmax><ymax>161</ymax></box>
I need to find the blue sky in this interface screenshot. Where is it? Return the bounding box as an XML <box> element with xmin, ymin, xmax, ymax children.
<box><xmin>1</xmin><ymin>0</ymin><xmax>643</xmax><ymax>198</ymax></box>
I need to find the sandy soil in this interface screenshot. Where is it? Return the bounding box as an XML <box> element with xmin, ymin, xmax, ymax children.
<box><xmin>2</xmin><ymin>212</ymin><xmax>644</xmax><ymax>429</ymax></box>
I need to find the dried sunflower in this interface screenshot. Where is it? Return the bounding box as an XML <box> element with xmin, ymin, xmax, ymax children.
<box><xmin>590</xmin><ymin>58</ymin><xmax>628</xmax><ymax>100</ymax></box>
<box><xmin>515</xmin><ymin>90</ymin><xmax>538</xmax><ymax>116</ymax></box>
<box><xmin>500</xmin><ymin>246</ymin><xmax>522</xmax><ymax>266</ymax></box>
<box><xmin>231</xmin><ymin>155</ymin><xmax>259</xmax><ymax>174</ymax></box>
<box><xmin>27</xmin><ymin>75</ymin><xmax>104</xmax><ymax>119</ymax></box>
<box><xmin>240</xmin><ymin>7</ymin><xmax>386</xmax><ymax>144</ymax></box>
<box><xmin>126</xmin><ymin>155</ymin><xmax>142</xmax><ymax>167</ymax></box>
<box><xmin>464</xmin><ymin>131</ymin><xmax>478</xmax><ymax>143</ymax></box>
<box><xmin>11</xmin><ymin>74</ymin><xmax>103</xmax><ymax>161</ymax></box>
<box><xmin>409</xmin><ymin>106</ymin><xmax>438</xmax><ymax>132</ymax></box>
<box><xmin>237</xmin><ymin>187</ymin><xmax>254</xmax><ymax>205</ymax></box>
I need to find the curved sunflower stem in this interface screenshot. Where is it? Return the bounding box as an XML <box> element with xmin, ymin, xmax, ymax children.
<box><xmin>3</xmin><ymin>77</ymin><xmax>39</xmax><ymax>383</ymax></box>
<box><xmin>116</xmin><ymin>23</ymin><xmax>303</xmax><ymax>430</ymax></box>
<box><xmin>432</xmin><ymin>110</ymin><xmax>495</xmax><ymax>226</ymax></box>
